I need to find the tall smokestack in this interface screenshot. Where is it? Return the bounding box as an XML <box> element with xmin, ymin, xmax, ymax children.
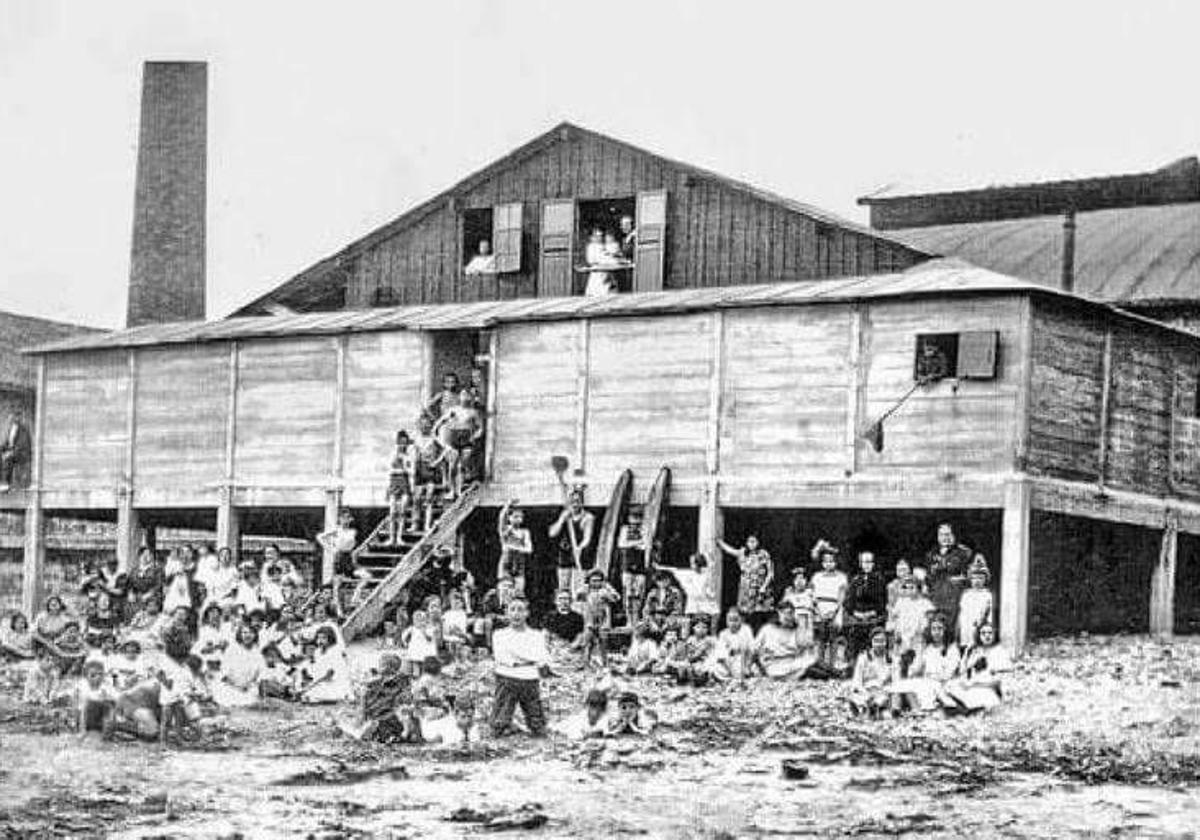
<box><xmin>126</xmin><ymin>61</ymin><xmax>207</xmax><ymax>327</ymax></box>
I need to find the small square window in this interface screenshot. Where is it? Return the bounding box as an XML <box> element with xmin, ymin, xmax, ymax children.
<box><xmin>914</xmin><ymin>333</ymin><xmax>957</xmax><ymax>382</ymax></box>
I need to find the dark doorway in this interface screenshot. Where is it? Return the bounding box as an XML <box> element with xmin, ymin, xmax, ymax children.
<box><xmin>1175</xmin><ymin>532</ymin><xmax>1200</xmax><ymax>635</ymax></box>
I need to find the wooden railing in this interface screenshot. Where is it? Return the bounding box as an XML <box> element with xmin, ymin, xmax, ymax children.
<box><xmin>341</xmin><ymin>484</ymin><xmax>481</xmax><ymax>641</ymax></box>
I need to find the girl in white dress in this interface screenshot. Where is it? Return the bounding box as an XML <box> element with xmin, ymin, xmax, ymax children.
<box><xmin>946</xmin><ymin>623</ymin><xmax>1011</xmax><ymax>712</ymax></box>
<box><xmin>892</xmin><ymin>613</ymin><xmax>960</xmax><ymax>712</ymax></box>
<box><xmin>301</xmin><ymin>624</ymin><xmax>352</xmax><ymax>704</ymax></box>
<box><xmin>214</xmin><ymin>624</ymin><xmax>264</xmax><ymax>708</ymax></box>
<box><xmin>956</xmin><ymin>559</ymin><xmax>994</xmax><ymax>648</ymax></box>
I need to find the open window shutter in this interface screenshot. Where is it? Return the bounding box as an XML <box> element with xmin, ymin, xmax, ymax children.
<box><xmin>634</xmin><ymin>190</ymin><xmax>668</xmax><ymax>293</ymax></box>
<box><xmin>955</xmin><ymin>331</ymin><xmax>999</xmax><ymax>379</ymax></box>
<box><xmin>492</xmin><ymin>201</ymin><xmax>523</xmax><ymax>274</ymax></box>
<box><xmin>539</xmin><ymin>199</ymin><xmax>575</xmax><ymax>297</ymax></box>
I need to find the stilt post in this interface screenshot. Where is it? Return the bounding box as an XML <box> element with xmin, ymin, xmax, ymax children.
<box><xmin>1150</xmin><ymin>510</ymin><xmax>1178</xmax><ymax>639</ymax></box>
<box><xmin>999</xmin><ymin>479</ymin><xmax>1032</xmax><ymax>655</ymax></box>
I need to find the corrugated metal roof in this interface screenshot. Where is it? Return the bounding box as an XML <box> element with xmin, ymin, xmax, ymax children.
<box><xmin>30</xmin><ymin>260</ymin><xmax>1097</xmax><ymax>355</ymax></box>
<box><xmin>891</xmin><ymin>203</ymin><xmax>1200</xmax><ymax>304</ymax></box>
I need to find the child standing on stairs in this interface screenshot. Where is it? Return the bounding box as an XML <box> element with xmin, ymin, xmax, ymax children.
<box><xmin>386</xmin><ymin>430</ymin><xmax>414</xmax><ymax>546</ymax></box>
<box><xmin>318</xmin><ymin>509</ymin><xmax>368</xmax><ymax>609</ymax></box>
<box><xmin>411</xmin><ymin>416</ymin><xmax>447</xmax><ymax>532</ymax></box>
<box><xmin>497</xmin><ymin>499</ymin><xmax>533</xmax><ymax>599</ymax></box>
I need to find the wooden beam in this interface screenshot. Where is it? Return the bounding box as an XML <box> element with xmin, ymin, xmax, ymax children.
<box><xmin>321</xmin><ymin>490</ymin><xmax>342</xmax><ymax>584</ymax></box>
<box><xmin>1013</xmin><ymin>296</ymin><xmax>1035</xmax><ymax>471</ymax></box>
<box><xmin>21</xmin><ymin>356</ymin><xmax>47</xmax><ymax>617</ymax></box>
<box><xmin>115</xmin><ymin>496</ymin><xmax>139</xmax><ymax>573</ymax></box>
<box><xmin>1000</xmin><ymin>478</ymin><xmax>1032</xmax><ymax>655</ymax></box>
<box><xmin>224</xmin><ymin>341</ymin><xmax>239</xmax><ymax>482</ymax></box>
<box><xmin>1150</xmin><ymin>509</ymin><xmax>1178</xmax><ymax>639</ymax></box>
<box><xmin>216</xmin><ymin>487</ymin><xmax>241</xmax><ymax>557</ymax></box>
<box><xmin>484</xmin><ymin>329</ymin><xmax>499</xmax><ymax>480</ymax></box>
<box><xmin>332</xmin><ymin>335</ymin><xmax>347</xmax><ymax>481</ymax></box>
<box><xmin>697</xmin><ymin>483</ymin><xmax>724</xmax><ymax>614</ymax></box>
<box><xmin>574</xmin><ymin>319</ymin><xmax>590</xmax><ymax>475</ymax></box>
<box><xmin>705</xmin><ymin>311</ymin><xmax>725</xmax><ymax>476</ymax></box>
<box><xmin>124</xmin><ymin>349</ymin><xmax>138</xmax><ymax>489</ymax></box>
<box><xmin>1096</xmin><ymin>327</ymin><xmax>1113</xmax><ymax>488</ymax></box>
<box><xmin>845</xmin><ymin>304</ymin><xmax>867</xmax><ymax>476</ymax></box>
<box><xmin>1030</xmin><ymin>475</ymin><xmax>1200</xmax><ymax>535</ymax></box>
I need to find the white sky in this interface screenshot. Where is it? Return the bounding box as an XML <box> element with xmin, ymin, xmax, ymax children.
<box><xmin>1</xmin><ymin>0</ymin><xmax>1197</xmax><ymax>328</ymax></box>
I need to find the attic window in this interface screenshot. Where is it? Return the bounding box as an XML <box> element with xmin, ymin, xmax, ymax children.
<box><xmin>914</xmin><ymin>331</ymin><xmax>999</xmax><ymax>382</ymax></box>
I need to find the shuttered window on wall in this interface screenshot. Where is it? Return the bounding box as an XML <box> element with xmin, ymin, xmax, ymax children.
<box><xmin>492</xmin><ymin>202</ymin><xmax>523</xmax><ymax>273</ymax></box>
<box><xmin>539</xmin><ymin>199</ymin><xmax>575</xmax><ymax>297</ymax></box>
<box><xmin>634</xmin><ymin>190</ymin><xmax>667</xmax><ymax>293</ymax></box>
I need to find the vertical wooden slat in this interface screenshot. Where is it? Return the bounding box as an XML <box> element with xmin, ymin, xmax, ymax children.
<box><xmin>1013</xmin><ymin>296</ymin><xmax>1035</xmax><ymax>472</ymax></box>
<box><xmin>706</xmin><ymin>311</ymin><xmax>726</xmax><ymax>476</ymax></box>
<box><xmin>575</xmin><ymin>319</ymin><xmax>591</xmax><ymax>473</ymax></box>
<box><xmin>333</xmin><ymin>336</ymin><xmax>347</xmax><ymax>481</ymax></box>
<box><xmin>1150</xmin><ymin>510</ymin><xmax>1178</xmax><ymax>638</ymax></box>
<box><xmin>125</xmin><ymin>349</ymin><xmax>137</xmax><ymax>487</ymax></box>
<box><xmin>224</xmin><ymin>341</ymin><xmax>239</xmax><ymax>482</ymax></box>
<box><xmin>1096</xmin><ymin>326</ymin><xmax>1114</xmax><ymax>488</ymax></box>
<box><xmin>21</xmin><ymin>357</ymin><xmax>47</xmax><ymax>617</ymax></box>
<box><xmin>845</xmin><ymin>305</ymin><xmax>867</xmax><ymax>475</ymax></box>
<box><xmin>117</xmin><ymin>348</ymin><xmax>139</xmax><ymax>573</ymax></box>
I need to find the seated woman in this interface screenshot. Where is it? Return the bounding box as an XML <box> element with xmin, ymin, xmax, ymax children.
<box><xmin>300</xmin><ymin>624</ymin><xmax>352</xmax><ymax>704</ymax></box>
<box><xmin>945</xmin><ymin>622</ymin><xmax>1011</xmax><ymax>713</ymax></box>
<box><xmin>710</xmin><ymin>608</ymin><xmax>755</xmax><ymax>682</ymax></box>
<box><xmin>847</xmin><ymin>627</ymin><xmax>895</xmax><ymax>719</ymax></box>
<box><xmin>213</xmin><ymin>624</ymin><xmax>265</xmax><ymax>708</ymax></box>
<box><xmin>890</xmin><ymin>613</ymin><xmax>960</xmax><ymax>713</ymax></box>
<box><xmin>753</xmin><ymin>602</ymin><xmax>819</xmax><ymax>680</ymax></box>
<box><xmin>0</xmin><ymin>611</ymin><xmax>35</xmax><ymax>661</ymax></box>
<box><xmin>33</xmin><ymin>595</ymin><xmax>86</xmax><ymax>672</ymax></box>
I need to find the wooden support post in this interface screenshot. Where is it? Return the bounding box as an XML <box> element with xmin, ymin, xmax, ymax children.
<box><xmin>1150</xmin><ymin>511</ymin><xmax>1178</xmax><ymax>639</ymax></box>
<box><xmin>697</xmin><ymin>483</ymin><xmax>724</xmax><ymax>613</ymax></box>
<box><xmin>845</xmin><ymin>305</ymin><xmax>867</xmax><ymax>476</ymax></box>
<box><xmin>1096</xmin><ymin>327</ymin><xmax>1113</xmax><ymax>489</ymax></box>
<box><xmin>21</xmin><ymin>501</ymin><xmax>44</xmax><ymax>619</ymax></box>
<box><xmin>332</xmin><ymin>336</ymin><xmax>347</xmax><ymax>482</ymax></box>
<box><xmin>216</xmin><ymin>488</ymin><xmax>241</xmax><ymax>558</ymax></box>
<box><xmin>322</xmin><ymin>490</ymin><xmax>342</xmax><ymax>584</ymax></box>
<box><xmin>574</xmin><ymin>320</ymin><xmax>590</xmax><ymax>475</ymax></box>
<box><xmin>999</xmin><ymin>479</ymin><xmax>1032</xmax><ymax>655</ymax></box>
<box><xmin>21</xmin><ymin>357</ymin><xmax>46</xmax><ymax>616</ymax></box>
<box><xmin>224</xmin><ymin>341</ymin><xmax>239</xmax><ymax>483</ymax></box>
<box><xmin>116</xmin><ymin>493</ymin><xmax>140</xmax><ymax>572</ymax></box>
<box><xmin>484</xmin><ymin>330</ymin><xmax>499</xmax><ymax>481</ymax></box>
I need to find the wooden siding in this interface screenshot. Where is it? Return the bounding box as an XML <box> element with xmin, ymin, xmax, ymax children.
<box><xmin>490</xmin><ymin>322</ymin><xmax>582</xmax><ymax>488</ymax></box>
<box><xmin>1026</xmin><ymin>304</ymin><xmax>1107</xmax><ymax>482</ymax></box>
<box><xmin>586</xmin><ymin>315</ymin><xmax>713</xmax><ymax>481</ymax></box>
<box><xmin>1105</xmin><ymin>322</ymin><xmax>1173</xmax><ymax>495</ymax></box>
<box><xmin>234</xmin><ymin>338</ymin><xmax>337</xmax><ymax>485</ymax></box>
<box><xmin>133</xmin><ymin>345</ymin><xmax>228</xmax><ymax>488</ymax></box>
<box><xmin>334</xmin><ymin>131</ymin><xmax>923</xmax><ymax>309</ymax></box>
<box><xmin>721</xmin><ymin>308</ymin><xmax>850</xmax><ymax>478</ymax></box>
<box><xmin>857</xmin><ymin>298</ymin><xmax>1025</xmax><ymax>474</ymax></box>
<box><xmin>40</xmin><ymin>352</ymin><xmax>130</xmax><ymax>490</ymax></box>
<box><xmin>341</xmin><ymin>332</ymin><xmax>426</xmax><ymax>484</ymax></box>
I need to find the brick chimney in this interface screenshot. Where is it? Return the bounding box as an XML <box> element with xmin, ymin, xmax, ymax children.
<box><xmin>126</xmin><ymin>61</ymin><xmax>207</xmax><ymax>327</ymax></box>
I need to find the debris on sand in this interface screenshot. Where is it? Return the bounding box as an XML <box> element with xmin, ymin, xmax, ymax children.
<box><xmin>273</xmin><ymin>760</ymin><xmax>409</xmax><ymax>786</ymax></box>
<box><xmin>445</xmin><ymin>804</ymin><xmax>549</xmax><ymax>831</ymax></box>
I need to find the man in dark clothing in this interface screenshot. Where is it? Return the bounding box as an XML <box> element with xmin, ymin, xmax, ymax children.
<box><xmin>844</xmin><ymin>551</ymin><xmax>888</xmax><ymax>659</ymax></box>
<box><xmin>925</xmin><ymin>523</ymin><xmax>973</xmax><ymax>630</ymax></box>
<box><xmin>0</xmin><ymin>412</ymin><xmax>32</xmax><ymax>490</ymax></box>
<box><xmin>542</xmin><ymin>590</ymin><xmax>583</xmax><ymax>647</ymax></box>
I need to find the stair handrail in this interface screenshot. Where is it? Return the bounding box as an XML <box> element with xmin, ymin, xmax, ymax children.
<box><xmin>342</xmin><ymin>484</ymin><xmax>480</xmax><ymax>639</ymax></box>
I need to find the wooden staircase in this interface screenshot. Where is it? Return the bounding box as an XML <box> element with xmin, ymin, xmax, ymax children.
<box><xmin>340</xmin><ymin>484</ymin><xmax>481</xmax><ymax>641</ymax></box>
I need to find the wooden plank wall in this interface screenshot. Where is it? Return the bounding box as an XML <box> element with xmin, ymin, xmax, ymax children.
<box><xmin>1106</xmin><ymin>321</ymin><xmax>1173</xmax><ymax>495</ymax></box>
<box><xmin>1026</xmin><ymin>304</ymin><xmax>1106</xmax><ymax>482</ymax></box>
<box><xmin>234</xmin><ymin>338</ymin><xmax>338</xmax><ymax>485</ymax></box>
<box><xmin>489</xmin><ymin>322</ymin><xmax>581</xmax><ymax>487</ymax></box>
<box><xmin>858</xmin><ymin>298</ymin><xmax>1024</xmax><ymax>474</ymax></box>
<box><xmin>40</xmin><ymin>351</ymin><xmax>129</xmax><ymax>490</ymax></box>
<box><xmin>721</xmin><ymin>308</ymin><xmax>850</xmax><ymax>479</ymax></box>
<box><xmin>340</xmin><ymin>131</ymin><xmax>924</xmax><ymax>308</ymax></box>
<box><xmin>341</xmin><ymin>332</ymin><xmax>426</xmax><ymax>486</ymax></box>
<box><xmin>133</xmin><ymin>345</ymin><xmax>228</xmax><ymax>488</ymax></box>
<box><xmin>586</xmin><ymin>315</ymin><xmax>713</xmax><ymax>481</ymax></box>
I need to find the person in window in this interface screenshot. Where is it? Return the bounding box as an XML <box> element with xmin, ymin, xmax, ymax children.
<box><xmin>916</xmin><ymin>340</ymin><xmax>949</xmax><ymax>384</ymax></box>
<box><xmin>618</xmin><ymin>215</ymin><xmax>637</xmax><ymax>260</ymax></box>
<box><xmin>0</xmin><ymin>411</ymin><xmax>32</xmax><ymax>491</ymax></box>
<box><xmin>584</xmin><ymin>228</ymin><xmax>620</xmax><ymax>296</ymax></box>
<box><xmin>464</xmin><ymin>239</ymin><xmax>496</xmax><ymax>276</ymax></box>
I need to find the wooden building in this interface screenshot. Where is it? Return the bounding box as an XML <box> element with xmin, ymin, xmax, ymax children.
<box><xmin>23</xmin><ymin>260</ymin><xmax>1200</xmax><ymax>646</ymax></box>
<box><xmin>234</xmin><ymin>123</ymin><xmax>928</xmax><ymax>315</ymax></box>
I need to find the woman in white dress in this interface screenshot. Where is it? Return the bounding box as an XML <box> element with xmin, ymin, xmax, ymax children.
<box><xmin>946</xmin><ymin>622</ymin><xmax>1011</xmax><ymax>713</ymax></box>
<box><xmin>301</xmin><ymin>624</ymin><xmax>352</xmax><ymax>704</ymax></box>
<box><xmin>891</xmin><ymin>612</ymin><xmax>960</xmax><ymax>712</ymax></box>
<box><xmin>213</xmin><ymin>624</ymin><xmax>265</xmax><ymax>708</ymax></box>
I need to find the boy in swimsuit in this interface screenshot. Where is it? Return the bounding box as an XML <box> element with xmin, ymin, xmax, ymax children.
<box><xmin>433</xmin><ymin>389</ymin><xmax>484</xmax><ymax>499</ymax></box>
<box><xmin>411</xmin><ymin>416</ymin><xmax>446</xmax><ymax>531</ymax></box>
<box><xmin>616</xmin><ymin>507</ymin><xmax>649</xmax><ymax>628</ymax></box>
<box><xmin>385</xmin><ymin>430</ymin><xmax>414</xmax><ymax>545</ymax></box>
<box><xmin>496</xmin><ymin>499</ymin><xmax>532</xmax><ymax>598</ymax></box>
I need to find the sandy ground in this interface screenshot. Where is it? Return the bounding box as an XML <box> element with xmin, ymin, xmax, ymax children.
<box><xmin>1</xmin><ymin>635</ymin><xmax>1197</xmax><ymax>839</ymax></box>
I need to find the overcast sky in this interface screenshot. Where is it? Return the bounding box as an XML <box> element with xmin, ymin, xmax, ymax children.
<box><xmin>1</xmin><ymin>0</ymin><xmax>1197</xmax><ymax>328</ymax></box>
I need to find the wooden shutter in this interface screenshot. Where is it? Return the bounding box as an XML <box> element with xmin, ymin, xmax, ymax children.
<box><xmin>634</xmin><ymin>190</ymin><xmax>667</xmax><ymax>293</ymax></box>
<box><xmin>956</xmin><ymin>331</ymin><xmax>999</xmax><ymax>379</ymax></box>
<box><xmin>492</xmin><ymin>202</ymin><xmax>523</xmax><ymax>274</ymax></box>
<box><xmin>539</xmin><ymin>199</ymin><xmax>575</xmax><ymax>297</ymax></box>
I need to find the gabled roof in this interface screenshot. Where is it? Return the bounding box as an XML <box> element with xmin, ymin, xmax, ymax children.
<box><xmin>891</xmin><ymin>203</ymin><xmax>1200</xmax><ymax>305</ymax></box>
<box><xmin>232</xmin><ymin>121</ymin><xmax>929</xmax><ymax>315</ymax></box>
<box><xmin>33</xmin><ymin>259</ymin><xmax>1192</xmax><ymax>356</ymax></box>
<box><xmin>0</xmin><ymin>310</ymin><xmax>104</xmax><ymax>389</ymax></box>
